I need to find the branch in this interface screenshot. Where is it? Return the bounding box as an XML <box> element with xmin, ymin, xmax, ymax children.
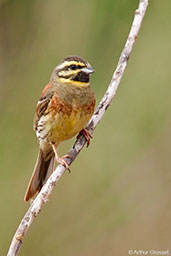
<box><xmin>7</xmin><ymin>1</ymin><xmax>149</xmax><ymax>255</ymax></box>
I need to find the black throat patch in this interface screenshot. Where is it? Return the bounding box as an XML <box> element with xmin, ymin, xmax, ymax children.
<box><xmin>72</xmin><ymin>71</ymin><xmax>89</xmax><ymax>83</ymax></box>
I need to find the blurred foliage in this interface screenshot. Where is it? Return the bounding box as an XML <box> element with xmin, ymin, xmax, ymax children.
<box><xmin>0</xmin><ymin>0</ymin><xmax>171</xmax><ymax>255</ymax></box>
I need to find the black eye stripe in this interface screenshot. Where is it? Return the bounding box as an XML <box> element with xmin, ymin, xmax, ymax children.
<box><xmin>68</xmin><ymin>64</ymin><xmax>84</xmax><ymax>70</ymax></box>
<box><xmin>57</xmin><ymin>64</ymin><xmax>86</xmax><ymax>74</ymax></box>
<box><xmin>77</xmin><ymin>65</ymin><xmax>83</xmax><ymax>69</ymax></box>
<box><xmin>69</xmin><ymin>64</ymin><xmax>77</xmax><ymax>70</ymax></box>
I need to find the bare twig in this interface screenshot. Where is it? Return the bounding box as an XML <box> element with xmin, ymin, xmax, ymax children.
<box><xmin>7</xmin><ymin>1</ymin><xmax>149</xmax><ymax>255</ymax></box>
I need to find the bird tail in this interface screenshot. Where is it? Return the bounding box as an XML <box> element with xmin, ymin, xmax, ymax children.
<box><xmin>24</xmin><ymin>149</ymin><xmax>55</xmax><ymax>202</ymax></box>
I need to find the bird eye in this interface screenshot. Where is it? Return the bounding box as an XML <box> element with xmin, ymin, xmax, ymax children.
<box><xmin>69</xmin><ymin>64</ymin><xmax>77</xmax><ymax>70</ymax></box>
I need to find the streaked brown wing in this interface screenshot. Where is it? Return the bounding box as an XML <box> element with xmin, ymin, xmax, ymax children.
<box><xmin>33</xmin><ymin>87</ymin><xmax>54</xmax><ymax>131</ymax></box>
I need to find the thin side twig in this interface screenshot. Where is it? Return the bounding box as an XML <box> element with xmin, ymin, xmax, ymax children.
<box><xmin>7</xmin><ymin>1</ymin><xmax>149</xmax><ymax>255</ymax></box>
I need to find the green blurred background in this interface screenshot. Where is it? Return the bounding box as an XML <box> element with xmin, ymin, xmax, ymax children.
<box><xmin>1</xmin><ymin>0</ymin><xmax>171</xmax><ymax>255</ymax></box>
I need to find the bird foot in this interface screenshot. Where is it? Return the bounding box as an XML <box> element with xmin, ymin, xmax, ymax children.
<box><xmin>77</xmin><ymin>128</ymin><xmax>93</xmax><ymax>147</ymax></box>
<box><xmin>56</xmin><ymin>156</ymin><xmax>71</xmax><ymax>173</ymax></box>
<box><xmin>51</xmin><ymin>143</ymin><xmax>71</xmax><ymax>172</ymax></box>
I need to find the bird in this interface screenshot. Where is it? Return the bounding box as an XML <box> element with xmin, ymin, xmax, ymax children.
<box><xmin>24</xmin><ymin>56</ymin><xmax>96</xmax><ymax>201</ymax></box>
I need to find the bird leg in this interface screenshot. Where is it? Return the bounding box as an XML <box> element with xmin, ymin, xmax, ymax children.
<box><xmin>51</xmin><ymin>143</ymin><xmax>71</xmax><ymax>172</ymax></box>
<box><xmin>77</xmin><ymin>128</ymin><xmax>93</xmax><ymax>147</ymax></box>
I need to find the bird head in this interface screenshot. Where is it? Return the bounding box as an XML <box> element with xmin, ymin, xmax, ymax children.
<box><xmin>51</xmin><ymin>56</ymin><xmax>95</xmax><ymax>87</ymax></box>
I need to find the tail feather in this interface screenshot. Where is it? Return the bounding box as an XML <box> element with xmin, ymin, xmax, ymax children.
<box><xmin>24</xmin><ymin>150</ymin><xmax>54</xmax><ymax>202</ymax></box>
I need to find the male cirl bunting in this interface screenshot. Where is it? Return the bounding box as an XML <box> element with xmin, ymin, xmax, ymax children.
<box><xmin>24</xmin><ymin>56</ymin><xmax>95</xmax><ymax>201</ymax></box>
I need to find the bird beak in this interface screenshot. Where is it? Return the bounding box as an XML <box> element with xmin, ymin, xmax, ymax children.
<box><xmin>82</xmin><ymin>65</ymin><xmax>95</xmax><ymax>74</ymax></box>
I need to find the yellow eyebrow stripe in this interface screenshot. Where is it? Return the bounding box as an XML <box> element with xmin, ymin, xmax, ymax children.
<box><xmin>64</xmin><ymin>61</ymin><xmax>85</xmax><ymax>67</ymax></box>
<box><xmin>57</xmin><ymin>61</ymin><xmax>85</xmax><ymax>70</ymax></box>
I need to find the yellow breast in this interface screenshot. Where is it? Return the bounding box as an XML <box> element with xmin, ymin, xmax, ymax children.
<box><xmin>51</xmin><ymin>108</ymin><xmax>92</xmax><ymax>142</ymax></box>
<box><xmin>43</xmin><ymin>86</ymin><xmax>95</xmax><ymax>146</ymax></box>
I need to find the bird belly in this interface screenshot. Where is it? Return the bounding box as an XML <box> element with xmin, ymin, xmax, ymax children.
<box><xmin>36</xmin><ymin>92</ymin><xmax>95</xmax><ymax>151</ymax></box>
<box><xmin>51</xmin><ymin>109</ymin><xmax>91</xmax><ymax>142</ymax></box>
